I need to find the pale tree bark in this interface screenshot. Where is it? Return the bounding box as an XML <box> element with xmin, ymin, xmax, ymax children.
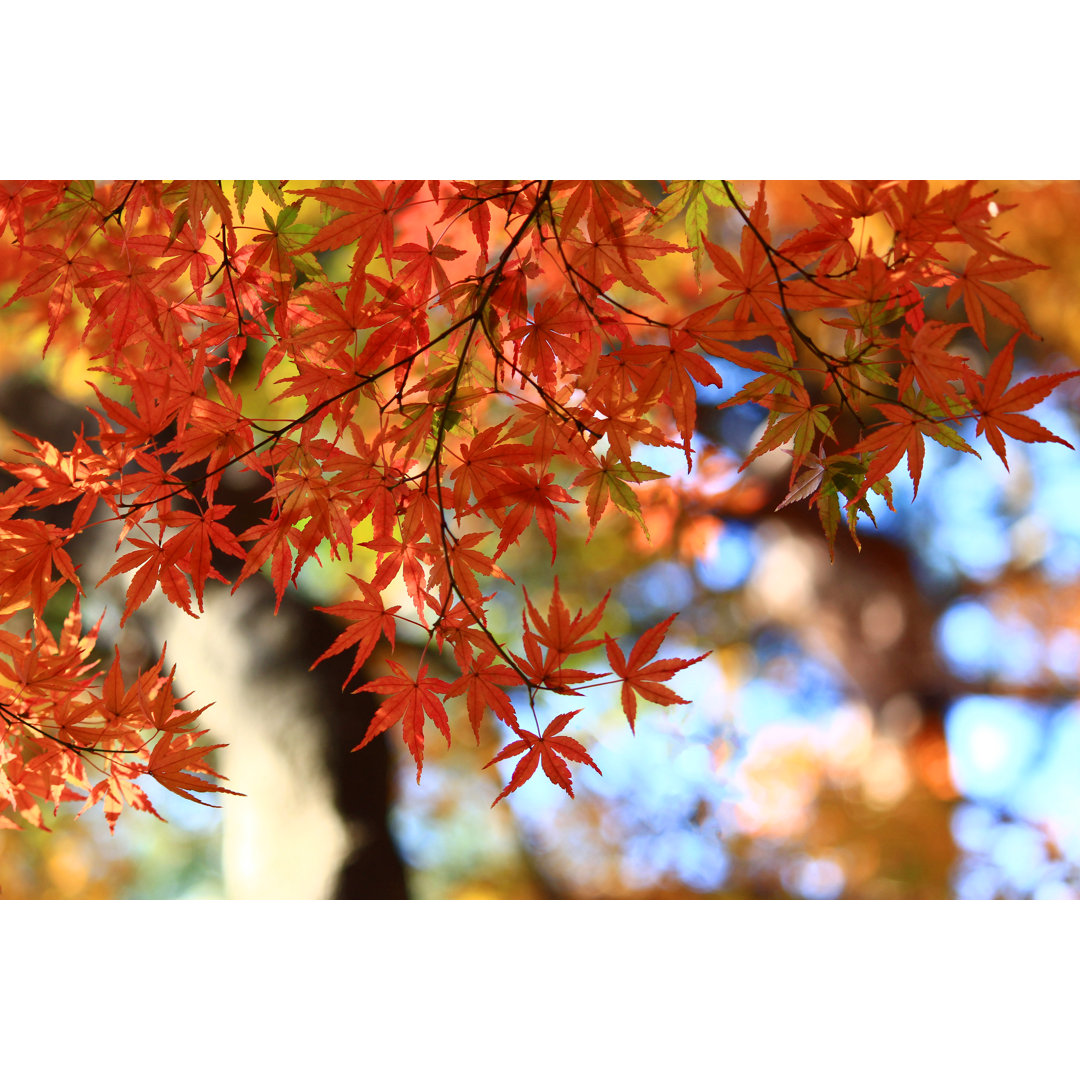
<box><xmin>143</xmin><ymin>580</ymin><xmax>408</xmax><ymax>899</ymax></box>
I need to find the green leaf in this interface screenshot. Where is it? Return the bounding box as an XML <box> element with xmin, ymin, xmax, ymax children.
<box><xmin>816</xmin><ymin>481</ymin><xmax>842</xmax><ymax>558</ymax></box>
<box><xmin>685</xmin><ymin>190</ymin><xmax>709</xmax><ymax>284</ymax></box>
<box><xmin>606</xmin><ymin>475</ymin><xmax>646</xmax><ymax>532</ymax></box>
<box><xmin>165</xmin><ymin>205</ymin><xmax>190</xmax><ymax>248</ymax></box>
<box><xmin>234</xmin><ymin>180</ymin><xmax>254</xmax><ymax>221</ymax></box>
<box><xmin>35</xmin><ymin>181</ymin><xmax>98</xmax><ymax>234</ymax></box>
<box><xmin>609</xmin><ymin>461</ymin><xmax>669</xmax><ymax>484</ymax></box>
<box><xmin>258</xmin><ymin>180</ymin><xmax>288</xmax><ymax>208</ymax></box>
<box><xmin>293</xmin><ymin>251</ymin><xmax>327</xmax><ymax>282</ymax></box>
<box><xmin>258</xmin><ymin>208</ymin><xmax>326</xmax><ymax>283</ymax></box>
<box><xmin>926</xmin><ymin>421</ymin><xmax>978</xmax><ymax>456</ymax></box>
<box><xmin>811</xmin><ymin>454</ymin><xmax>886</xmax><ymax>558</ymax></box>
<box><xmin>276</xmin><ymin>203</ymin><xmax>301</xmax><ymax>231</ymax></box>
<box><xmin>702</xmin><ymin>180</ymin><xmax>746</xmax><ymax>209</ymax></box>
<box><xmin>650</xmin><ymin>181</ymin><xmax>699</xmax><ymax>231</ymax></box>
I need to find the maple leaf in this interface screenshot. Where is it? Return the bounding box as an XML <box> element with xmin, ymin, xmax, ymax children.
<box><xmin>895</xmin><ymin>320</ymin><xmax>977</xmax><ymax>418</ymax></box>
<box><xmin>77</xmin><ymin>769</ymin><xmax>163</xmax><ymax>834</ymax></box>
<box><xmin>3</xmin><ymin>244</ymin><xmax>101</xmax><ymax>354</ymax></box>
<box><xmin>604</xmin><ymin>614</ymin><xmax>710</xmax><ymax>732</ymax></box>
<box><xmin>0</xmin><ymin>519</ymin><xmax>82</xmax><ymax>618</ymax></box>
<box><xmin>476</xmin><ymin>468</ymin><xmax>576</xmax><ymax>562</ymax></box>
<box><xmin>393</xmin><ymin>228</ymin><xmax>467</xmax><ymax>310</ymax></box>
<box><xmin>701</xmin><ymin>189</ymin><xmax>786</xmax><ymax>331</ymax></box>
<box><xmin>285</xmin><ymin>280</ymin><xmax>369</xmax><ymax>362</ymax></box>
<box><xmin>613</xmin><ymin>330</ymin><xmax>724</xmax><ymax>468</ymax></box>
<box><xmin>99</xmin><ymin>536</ymin><xmax>195</xmax><ymax>625</ymax></box>
<box><xmin>946</xmin><ymin>251</ymin><xmax>1044</xmax><ymax>347</ymax></box>
<box><xmin>446</xmin><ymin>421</ymin><xmax>535</xmax><ymax>516</ymax></box>
<box><xmin>509</xmin><ymin>633</ymin><xmax>601</xmax><ymax>696</ymax></box>
<box><xmin>312</xmin><ymin>576</ymin><xmax>401</xmax><ymax>688</ymax></box>
<box><xmin>739</xmin><ymin>390</ymin><xmax>835</xmax><ymax>482</ymax></box>
<box><xmin>247</xmin><ymin>202</ymin><xmax>324</xmax><ymax>308</ymax></box>
<box><xmin>363</xmin><ymin>532</ymin><xmax>430</xmax><ymax>621</ymax></box>
<box><xmin>646</xmin><ymin>181</ymin><xmax>742</xmax><ymax>282</ymax></box>
<box><xmin>806</xmin><ymin>455</ymin><xmax>896</xmax><ymax>559</ymax></box>
<box><xmin>0</xmin><ymin>181</ymin><xmax>62</xmax><ymax>243</ymax></box>
<box><xmin>445</xmin><ymin>654</ymin><xmax>523</xmax><ymax>743</ymax></box>
<box><xmin>572</xmin><ymin>453</ymin><xmax>668</xmax><ymax>539</ymax></box>
<box><xmin>169</xmin><ymin>374</ymin><xmax>255</xmax><ymax>479</ymax></box>
<box><xmin>176</xmin><ymin>180</ymin><xmax>235</xmax><ymax>230</ymax></box>
<box><xmin>563</xmin><ymin>220</ymin><xmax>686</xmax><ymax>303</ymax></box>
<box><xmin>972</xmin><ymin>334</ymin><xmax>1080</xmax><ymax>469</ymax></box>
<box><xmin>523</xmin><ymin>578</ymin><xmax>608</xmax><ymax>662</ymax></box>
<box><xmin>817</xmin><ymin>180</ymin><xmax>898</xmax><ymax>220</ymax></box>
<box><xmin>435</xmin><ymin>181</ymin><xmax>513</xmax><ymax>266</ymax></box>
<box><xmin>157</xmin><ymin>505</ymin><xmax>246</xmax><ymax>612</ymax></box>
<box><xmin>556</xmin><ymin>180</ymin><xmax>651</xmax><ymax>246</ymax></box>
<box><xmin>353</xmin><ymin>661</ymin><xmax>453</xmax><ymax>782</ymax></box>
<box><xmin>426</xmin><ymin>591</ymin><xmax>499</xmax><ymax>672</ymax></box>
<box><xmin>484</xmin><ymin>711</ymin><xmax>601</xmax><ymax>805</ymax></box>
<box><xmin>145</xmin><ymin>730</ymin><xmax>242</xmax><ymax>807</ymax></box>
<box><xmin>850</xmin><ymin>400</ymin><xmax>979</xmax><ymax>501</ymax></box>
<box><xmin>779</xmin><ymin>195</ymin><xmax>858</xmax><ymax>275</ymax></box>
<box><xmin>425</xmin><ymin>531</ymin><xmax>513</xmax><ymax>609</ymax></box>
<box><xmin>126</xmin><ymin>221</ymin><xmax>216</xmax><ymax>298</ymax></box>
<box><xmin>78</xmin><ymin>254</ymin><xmax>163</xmax><ymax>353</ymax></box>
<box><xmin>31</xmin><ymin>180</ymin><xmax>103</xmax><ymax>244</ymax></box>
<box><xmin>505</xmin><ymin>296</ymin><xmax>595</xmax><ymax>390</ymax></box>
<box><xmin>507</xmin><ymin>580</ymin><xmax>609</xmax><ymax>695</ymax></box>
<box><xmin>293</xmin><ymin>181</ymin><xmax>424</xmax><ymax>271</ymax></box>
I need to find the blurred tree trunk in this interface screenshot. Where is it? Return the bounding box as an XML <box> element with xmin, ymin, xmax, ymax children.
<box><xmin>146</xmin><ymin>579</ymin><xmax>409</xmax><ymax>899</ymax></box>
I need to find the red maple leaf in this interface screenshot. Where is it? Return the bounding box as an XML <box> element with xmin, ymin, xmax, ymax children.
<box><xmin>353</xmin><ymin>661</ymin><xmax>453</xmax><ymax>781</ymax></box>
<box><xmin>3</xmin><ymin>244</ymin><xmax>101</xmax><ymax>354</ymax></box>
<box><xmin>523</xmin><ymin>577</ymin><xmax>608</xmax><ymax>662</ymax></box>
<box><xmin>613</xmin><ymin>329</ymin><xmax>724</xmax><ymax>468</ymax></box>
<box><xmin>484</xmin><ymin>711</ymin><xmax>601</xmax><ymax>805</ymax></box>
<box><xmin>293</xmin><ymin>181</ymin><xmax>424</xmax><ymax>270</ymax></box>
<box><xmin>973</xmin><ymin>334</ymin><xmax>1080</xmax><ymax>468</ymax></box>
<box><xmin>393</xmin><ymin>228</ymin><xmax>467</xmax><ymax>310</ymax></box>
<box><xmin>947</xmin><ymin>251</ymin><xmax>1044</xmax><ymax>347</ymax></box>
<box><xmin>146</xmin><ymin>730</ymin><xmax>242</xmax><ymax>806</ymax></box>
<box><xmin>604</xmin><ymin>614</ymin><xmax>710</xmax><ymax>732</ymax></box>
<box><xmin>446</xmin><ymin>421</ymin><xmax>535</xmax><ymax>514</ymax></box>
<box><xmin>850</xmin><ymin>400</ymin><xmax>980</xmax><ymax>501</ymax></box>
<box><xmin>897</xmin><ymin>321</ymin><xmax>975</xmax><ymax>417</ymax></box>
<box><xmin>445</xmin><ymin>653</ymin><xmax>523</xmax><ymax>742</ymax></box>
<box><xmin>476</xmin><ymin>467</ymin><xmax>576</xmax><ymax>562</ymax></box>
<box><xmin>1</xmin><ymin>178</ymin><xmax>1072</xmax><ymax>828</ymax></box>
<box><xmin>312</xmin><ymin>576</ymin><xmax>401</xmax><ymax>689</ymax></box>
<box><xmin>505</xmin><ymin>296</ymin><xmax>595</xmax><ymax>390</ymax></box>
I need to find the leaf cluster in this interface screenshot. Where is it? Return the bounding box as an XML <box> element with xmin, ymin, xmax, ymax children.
<box><xmin>0</xmin><ymin>178</ymin><xmax>1068</xmax><ymax>826</ymax></box>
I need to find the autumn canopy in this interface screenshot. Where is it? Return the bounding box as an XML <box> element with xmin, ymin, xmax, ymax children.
<box><xmin>0</xmin><ymin>179</ymin><xmax>1070</xmax><ymax>832</ymax></box>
